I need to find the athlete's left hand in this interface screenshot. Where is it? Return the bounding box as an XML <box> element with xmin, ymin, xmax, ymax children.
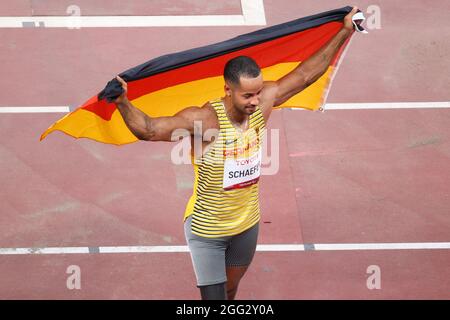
<box><xmin>343</xmin><ymin>6</ymin><xmax>359</xmax><ymax>31</ymax></box>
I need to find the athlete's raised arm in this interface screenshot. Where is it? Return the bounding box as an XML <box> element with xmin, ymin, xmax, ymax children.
<box><xmin>271</xmin><ymin>7</ymin><xmax>359</xmax><ymax>107</ymax></box>
<box><xmin>113</xmin><ymin>76</ymin><xmax>208</xmax><ymax>142</ymax></box>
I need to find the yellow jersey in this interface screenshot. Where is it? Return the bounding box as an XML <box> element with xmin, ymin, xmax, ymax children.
<box><xmin>183</xmin><ymin>98</ymin><xmax>266</xmax><ymax>237</ymax></box>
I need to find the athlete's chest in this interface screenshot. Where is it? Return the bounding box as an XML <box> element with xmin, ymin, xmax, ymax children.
<box><xmin>190</xmin><ymin>114</ymin><xmax>263</xmax><ymax>158</ymax></box>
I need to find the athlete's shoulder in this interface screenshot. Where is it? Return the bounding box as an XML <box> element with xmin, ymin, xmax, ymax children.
<box><xmin>200</xmin><ymin>100</ymin><xmax>217</xmax><ymax>115</ymax></box>
<box><xmin>200</xmin><ymin>101</ymin><xmax>220</xmax><ymax>130</ymax></box>
<box><xmin>178</xmin><ymin>100</ymin><xmax>219</xmax><ymax>131</ymax></box>
<box><xmin>176</xmin><ymin>101</ymin><xmax>213</xmax><ymax>119</ymax></box>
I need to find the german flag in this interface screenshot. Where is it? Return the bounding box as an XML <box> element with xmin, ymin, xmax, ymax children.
<box><xmin>41</xmin><ymin>6</ymin><xmax>359</xmax><ymax>145</ymax></box>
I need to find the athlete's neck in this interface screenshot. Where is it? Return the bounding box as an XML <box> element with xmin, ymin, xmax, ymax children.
<box><xmin>222</xmin><ymin>96</ymin><xmax>249</xmax><ymax>126</ymax></box>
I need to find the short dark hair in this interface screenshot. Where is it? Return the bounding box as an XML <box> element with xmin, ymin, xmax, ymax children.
<box><xmin>223</xmin><ymin>56</ymin><xmax>261</xmax><ymax>86</ymax></box>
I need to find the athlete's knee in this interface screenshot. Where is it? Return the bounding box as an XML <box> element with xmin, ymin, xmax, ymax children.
<box><xmin>226</xmin><ymin>266</ymin><xmax>248</xmax><ymax>284</ymax></box>
<box><xmin>227</xmin><ymin>282</ymin><xmax>239</xmax><ymax>298</ymax></box>
<box><xmin>199</xmin><ymin>282</ymin><xmax>227</xmax><ymax>300</ymax></box>
<box><xmin>226</xmin><ymin>275</ymin><xmax>241</xmax><ymax>293</ymax></box>
<box><xmin>225</xmin><ymin>273</ymin><xmax>244</xmax><ymax>299</ymax></box>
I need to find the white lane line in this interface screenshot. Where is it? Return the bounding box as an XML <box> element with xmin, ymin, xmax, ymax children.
<box><xmin>0</xmin><ymin>106</ymin><xmax>70</xmax><ymax>113</ymax></box>
<box><xmin>0</xmin><ymin>0</ymin><xmax>266</xmax><ymax>28</ymax></box>
<box><xmin>241</xmin><ymin>0</ymin><xmax>267</xmax><ymax>25</ymax></box>
<box><xmin>0</xmin><ymin>15</ymin><xmax>246</xmax><ymax>28</ymax></box>
<box><xmin>1</xmin><ymin>242</ymin><xmax>449</xmax><ymax>255</ymax></box>
<box><xmin>324</xmin><ymin>102</ymin><xmax>450</xmax><ymax>110</ymax></box>
<box><xmin>257</xmin><ymin>244</ymin><xmax>305</xmax><ymax>251</ymax></box>
<box><xmin>314</xmin><ymin>242</ymin><xmax>450</xmax><ymax>251</ymax></box>
<box><xmin>0</xmin><ymin>247</ymin><xmax>89</xmax><ymax>255</ymax></box>
<box><xmin>291</xmin><ymin>102</ymin><xmax>450</xmax><ymax>111</ymax></box>
<box><xmin>1</xmin><ymin>102</ymin><xmax>449</xmax><ymax>114</ymax></box>
<box><xmin>99</xmin><ymin>246</ymin><xmax>190</xmax><ymax>253</ymax></box>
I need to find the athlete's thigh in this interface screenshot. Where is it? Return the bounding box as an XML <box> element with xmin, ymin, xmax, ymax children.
<box><xmin>225</xmin><ymin>222</ymin><xmax>259</xmax><ymax>268</ymax></box>
<box><xmin>184</xmin><ymin>215</ymin><xmax>228</xmax><ymax>286</ymax></box>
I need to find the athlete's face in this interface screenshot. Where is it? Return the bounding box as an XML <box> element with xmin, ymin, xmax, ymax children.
<box><xmin>225</xmin><ymin>74</ymin><xmax>264</xmax><ymax>115</ymax></box>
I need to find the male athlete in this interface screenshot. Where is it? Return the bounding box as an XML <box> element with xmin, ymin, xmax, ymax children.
<box><xmin>113</xmin><ymin>7</ymin><xmax>360</xmax><ymax>300</ymax></box>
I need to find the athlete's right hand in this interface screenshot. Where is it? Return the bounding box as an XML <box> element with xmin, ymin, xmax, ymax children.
<box><xmin>114</xmin><ymin>76</ymin><xmax>128</xmax><ymax>104</ymax></box>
